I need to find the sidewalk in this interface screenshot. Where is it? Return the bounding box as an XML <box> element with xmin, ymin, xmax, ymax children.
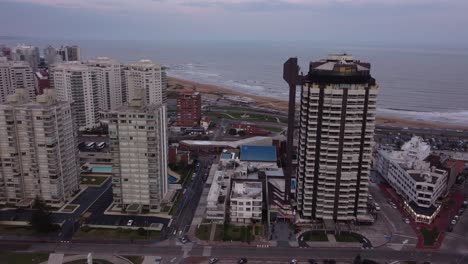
<box><xmin>41</xmin><ymin>254</ymin><xmax>132</xmax><ymax>264</ymax></box>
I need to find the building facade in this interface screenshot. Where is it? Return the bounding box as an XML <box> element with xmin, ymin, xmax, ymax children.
<box><xmin>13</xmin><ymin>44</ymin><xmax>40</xmax><ymax>72</ymax></box>
<box><xmin>295</xmin><ymin>54</ymin><xmax>378</xmax><ymax>221</ymax></box>
<box><xmin>107</xmin><ymin>94</ymin><xmax>168</xmax><ymax>213</ymax></box>
<box><xmin>229</xmin><ymin>181</ymin><xmax>263</xmax><ymax>224</ymax></box>
<box><xmin>51</xmin><ymin>62</ymin><xmax>100</xmax><ymax>130</ymax></box>
<box><xmin>125</xmin><ymin>59</ymin><xmax>167</xmax><ymax>105</ymax></box>
<box><xmin>43</xmin><ymin>45</ymin><xmax>62</xmax><ymax>66</ymax></box>
<box><xmin>0</xmin><ymin>57</ymin><xmax>36</xmax><ymax>103</ymax></box>
<box><xmin>0</xmin><ymin>89</ymin><xmax>79</xmax><ymax>207</ymax></box>
<box><xmin>58</xmin><ymin>45</ymin><xmax>80</xmax><ymax>62</ymax></box>
<box><xmin>87</xmin><ymin>57</ymin><xmax>126</xmax><ymax>111</ymax></box>
<box><xmin>176</xmin><ymin>91</ymin><xmax>201</xmax><ymax>127</ymax></box>
<box><xmin>375</xmin><ymin>137</ymin><xmax>447</xmax><ymax>223</ymax></box>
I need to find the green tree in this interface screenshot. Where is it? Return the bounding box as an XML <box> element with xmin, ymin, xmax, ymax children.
<box><xmin>137</xmin><ymin>227</ymin><xmax>147</xmax><ymax>236</ymax></box>
<box><xmin>30</xmin><ymin>197</ymin><xmax>57</xmax><ymax>233</ymax></box>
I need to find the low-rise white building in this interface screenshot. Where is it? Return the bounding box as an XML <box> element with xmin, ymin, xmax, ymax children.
<box><xmin>375</xmin><ymin>136</ymin><xmax>448</xmax><ymax>223</ymax></box>
<box><xmin>230</xmin><ymin>181</ymin><xmax>262</xmax><ymax>224</ymax></box>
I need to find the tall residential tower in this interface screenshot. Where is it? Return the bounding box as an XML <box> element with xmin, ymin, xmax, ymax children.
<box><xmin>286</xmin><ymin>54</ymin><xmax>378</xmax><ymax>221</ymax></box>
<box><xmin>125</xmin><ymin>59</ymin><xmax>167</xmax><ymax>105</ymax></box>
<box><xmin>107</xmin><ymin>90</ymin><xmax>168</xmax><ymax>213</ymax></box>
<box><xmin>0</xmin><ymin>89</ymin><xmax>79</xmax><ymax>207</ymax></box>
<box><xmin>0</xmin><ymin>57</ymin><xmax>36</xmax><ymax>103</ymax></box>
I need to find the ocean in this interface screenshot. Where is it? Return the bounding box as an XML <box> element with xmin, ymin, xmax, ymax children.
<box><xmin>2</xmin><ymin>38</ymin><xmax>468</xmax><ymax>124</ymax></box>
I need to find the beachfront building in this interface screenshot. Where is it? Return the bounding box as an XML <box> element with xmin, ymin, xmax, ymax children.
<box><xmin>0</xmin><ymin>89</ymin><xmax>79</xmax><ymax>207</ymax></box>
<box><xmin>13</xmin><ymin>44</ymin><xmax>40</xmax><ymax>72</ymax></box>
<box><xmin>125</xmin><ymin>59</ymin><xmax>167</xmax><ymax>105</ymax></box>
<box><xmin>107</xmin><ymin>90</ymin><xmax>168</xmax><ymax>213</ymax></box>
<box><xmin>176</xmin><ymin>91</ymin><xmax>201</xmax><ymax>128</ymax></box>
<box><xmin>43</xmin><ymin>45</ymin><xmax>62</xmax><ymax>66</ymax></box>
<box><xmin>87</xmin><ymin>57</ymin><xmax>126</xmax><ymax>111</ymax></box>
<box><xmin>0</xmin><ymin>57</ymin><xmax>36</xmax><ymax>103</ymax></box>
<box><xmin>293</xmin><ymin>54</ymin><xmax>378</xmax><ymax>222</ymax></box>
<box><xmin>51</xmin><ymin>61</ymin><xmax>100</xmax><ymax>130</ymax></box>
<box><xmin>375</xmin><ymin>136</ymin><xmax>448</xmax><ymax>223</ymax></box>
<box><xmin>58</xmin><ymin>45</ymin><xmax>81</xmax><ymax>62</ymax></box>
<box><xmin>230</xmin><ymin>180</ymin><xmax>263</xmax><ymax>224</ymax></box>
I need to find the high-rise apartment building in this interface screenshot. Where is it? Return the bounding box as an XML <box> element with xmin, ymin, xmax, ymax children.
<box><xmin>0</xmin><ymin>57</ymin><xmax>36</xmax><ymax>103</ymax></box>
<box><xmin>51</xmin><ymin>62</ymin><xmax>100</xmax><ymax>130</ymax></box>
<box><xmin>107</xmin><ymin>90</ymin><xmax>168</xmax><ymax>213</ymax></box>
<box><xmin>176</xmin><ymin>91</ymin><xmax>201</xmax><ymax>127</ymax></box>
<box><xmin>289</xmin><ymin>54</ymin><xmax>378</xmax><ymax>221</ymax></box>
<box><xmin>87</xmin><ymin>57</ymin><xmax>126</xmax><ymax>111</ymax></box>
<box><xmin>58</xmin><ymin>45</ymin><xmax>80</xmax><ymax>62</ymax></box>
<box><xmin>43</xmin><ymin>45</ymin><xmax>62</xmax><ymax>66</ymax></box>
<box><xmin>13</xmin><ymin>44</ymin><xmax>40</xmax><ymax>72</ymax></box>
<box><xmin>0</xmin><ymin>89</ymin><xmax>79</xmax><ymax>207</ymax></box>
<box><xmin>125</xmin><ymin>59</ymin><xmax>167</xmax><ymax>105</ymax></box>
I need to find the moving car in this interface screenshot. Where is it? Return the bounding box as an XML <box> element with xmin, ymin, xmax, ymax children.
<box><xmin>403</xmin><ymin>218</ymin><xmax>410</xmax><ymax>224</ymax></box>
<box><xmin>209</xmin><ymin>258</ymin><xmax>219</xmax><ymax>264</ymax></box>
<box><xmin>179</xmin><ymin>235</ymin><xmax>189</xmax><ymax>244</ymax></box>
<box><xmin>238</xmin><ymin>258</ymin><xmax>248</xmax><ymax>264</ymax></box>
<box><xmin>127</xmin><ymin>220</ymin><xmax>134</xmax><ymax>226</ymax></box>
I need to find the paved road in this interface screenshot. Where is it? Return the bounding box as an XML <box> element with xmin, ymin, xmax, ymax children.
<box><xmin>4</xmin><ymin>240</ymin><xmax>466</xmax><ymax>264</ymax></box>
<box><xmin>167</xmin><ymin>159</ymin><xmax>210</xmax><ymax>238</ymax></box>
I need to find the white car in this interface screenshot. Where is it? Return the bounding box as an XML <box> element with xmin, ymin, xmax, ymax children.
<box><xmin>451</xmin><ymin>219</ymin><xmax>457</xmax><ymax>225</ymax></box>
<box><xmin>375</xmin><ymin>206</ymin><xmax>381</xmax><ymax>211</ymax></box>
<box><xmin>127</xmin><ymin>220</ymin><xmax>134</xmax><ymax>226</ymax></box>
<box><xmin>404</xmin><ymin>218</ymin><xmax>410</xmax><ymax>224</ymax></box>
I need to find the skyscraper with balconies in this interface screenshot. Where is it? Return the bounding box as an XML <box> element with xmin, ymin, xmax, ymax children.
<box><xmin>0</xmin><ymin>89</ymin><xmax>79</xmax><ymax>207</ymax></box>
<box><xmin>0</xmin><ymin>57</ymin><xmax>36</xmax><ymax>103</ymax></box>
<box><xmin>289</xmin><ymin>54</ymin><xmax>378</xmax><ymax>221</ymax></box>
<box><xmin>107</xmin><ymin>90</ymin><xmax>168</xmax><ymax>213</ymax></box>
<box><xmin>125</xmin><ymin>59</ymin><xmax>167</xmax><ymax>105</ymax></box>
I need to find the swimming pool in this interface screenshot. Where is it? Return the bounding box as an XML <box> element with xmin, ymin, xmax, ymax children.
<box><xmin>90</xmin><ymin>166</ymin><xmax>112</xmax><ymax>173</ymax></box>
<box><xmin>168</xmin><ymin>175</ymin><xmax>178</xmax><ymax>183</ymax></box>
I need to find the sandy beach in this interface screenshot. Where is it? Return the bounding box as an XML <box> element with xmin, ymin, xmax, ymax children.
<box><xmin>168</xmin><ymin>77</ymin><xmax>468</xmax><ymax>131</ymax></box>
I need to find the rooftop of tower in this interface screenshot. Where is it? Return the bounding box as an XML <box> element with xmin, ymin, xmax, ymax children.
<box><xmin>305</xmin><ymin>53</ymin><xmax>376</xmax><ymax>85</ymax></box>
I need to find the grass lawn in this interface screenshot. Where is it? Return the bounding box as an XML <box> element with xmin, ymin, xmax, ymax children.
<box><xmin>0</xmin><ymin>225</ymin><xmax>36</xmax><ymax>236</ymax></box>
<box><xmin>204</xmin><ymin>111</ymin><xmax>287</xmax><ymax>123</ymax></box>
<box><xmin>0</xmin><ymin>251</ymin><xmax>49</xmax><ymax>264</ymax></box>
<box><xmin>64</xmin><ymin>260</ymin><xmax>113</xmax><ymax>264</ymax></box>
<box><xmin>74</xmin><ymin>227</ymin><xmax>160</xmax><ymax>240</ymax></box>
<box><xmin>335</xmin><ymin>232</ymin><xmax>360</xmax><ymax>243</ymax></box>
<box><xmin>420</xmin><ymin>228</ymin><xmax>439</xmax><ymax>246</ymax></box>
<box><xmin>80</xmin><ymin>176</ymin><xmax>108</xmax><ymax>186</ymax></box>
<box><xmin>195</xmin><ymin>225</ymin><xmax>211</xmax><ymax>240</ymax></box>
<box><xmin>214</xmin><ymin>224</ymin><xmax>254</xmax><ymax>242</ymax></box>
<box><xmin>123</xmin><ymin>256</ymin><xmax>144</xmax><ymax>264</ymax></box>
<box><xmin>303</xmin><ymin>231</ymin><xmax>328</xmax><ymax>242</ymax></box>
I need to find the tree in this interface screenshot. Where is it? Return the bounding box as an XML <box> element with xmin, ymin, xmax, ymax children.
<box><xmin>137</xmin><ymin>227</ymin><xmax>147</xmax><ymax>236</ymax></box>
<box><xmin>30</xmin><ymin>197</ymin><xmax>57</xmax><ymax>233</ymax></box>
<box><xmin>353</xmin><ymin>254</ymin><xmax>362</xmax><ymax>264</ymax></box>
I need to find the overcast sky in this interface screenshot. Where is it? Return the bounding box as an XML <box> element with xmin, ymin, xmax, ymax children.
<box><xmin>1</xmin><ymin>0</ymin><xmax>467</xmax><ymax>45</ymax></box>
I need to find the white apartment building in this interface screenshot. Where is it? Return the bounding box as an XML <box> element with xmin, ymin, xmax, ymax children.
<box><xmin>230</xmin><ymin>181</ymin><xmax>263</xmax><ymax>224</ymax></box>
<box><xmin>0</xmin><ymin>57</ymin><xmax>36</xmax><ymax>103</ymax></box>
<box><xmin>207</xmin><ymin>169</ymin><xmax>231</xmax><ymax>222</ymax></box>
<box><xmin>296</xmin><ymin>54</ymin><xmax>378</xmax><ymax>222</ymax></box>
<box><xmin>51</xmin><ymin>62</ymin><xmax>100</xmax><ymax>130</ymax></box>
<box><xmin>375</xmin><ymin>136</ymin><xmax>447</xmax><ymax>223</ymax></box>
<box><xmin>107</xmin><ymin>92</ymin><xmax>168</xmax><ymax>213</ymax></box>
<box><xmin>13</xmin><ymin>44</ymin><xmax>40</xmax><ymax>72</ymax></box>
<box><xmin>125</xmin><ymin>59</ymin><xmax>167</xmax><ymax>105</ymax></box>
<box><xmin>87</xmin><ymin>57</ymin><xmax>126</xmax><ymax>111</ymax></box>
<box><xmin>0</xmin><ymin>89</ymin><xmax>79</xmax><ymax>207</ymax></box>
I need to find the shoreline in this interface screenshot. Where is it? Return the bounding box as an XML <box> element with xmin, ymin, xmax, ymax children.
<box><xmin>168</xmin><ymin>76</ymin><xmax>468</xmax><ymax>131</ymax></box>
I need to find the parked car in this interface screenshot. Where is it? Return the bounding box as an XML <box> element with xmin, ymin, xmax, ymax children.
<box><xmin>375</xmin><ymin>206</ymin><xmax>381</xmax><ymax>211</ymax></box>
<box><xmin>238</xmin><ymin>258</ymin><xmax>248</xmax><ymax>264</ymax></box>
<box><xmin>403</xmin><ymin>218</ymin><xmax>410</xmax><ymax>224</ymax></box>
<box><xmin>127</xmin><ymin>220</ymin><xmax>134</xmax><ymax>226</ymax></box>
<box><xmin>209</xmin><ymin>258</ymin><xmax>219</xmax><ymax>264</ymax></box>
<box><xmin>451</xmin><ymin>219</ymin><xmax>457</xmax><ymax>225</ymax></box>
<box><xmin>392</xmin><ymin>204</ymin><xmax>397</xmax><ymax>209</ymax></box>
<box><xmin>308</xmin><ymin>259</ymin><xmax>317</xmax><ymax>264</ymax></box>
<box><xmin>290</xmin><ymin>259</ymin><xmax>298</xmax><ymax>264</ymax></box>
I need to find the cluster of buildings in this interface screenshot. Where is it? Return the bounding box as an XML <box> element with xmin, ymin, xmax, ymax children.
<box><xmin>0</xmin><ymin>44</ymin><xmax>170</xmax><ymax>213</ymax></box>
<box><xmin>206</xmin><ymin>145</ymin><xmax>294</xmax><ymax>224</ymax></box>
<box><xmin>376</xmin><ymin>136</ymin><xmax>465</xmax><ymax>223</ymax></box>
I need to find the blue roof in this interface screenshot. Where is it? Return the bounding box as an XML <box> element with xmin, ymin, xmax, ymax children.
<box><xmin>240</xmin><ymin>145</ymin><xmax>277</xmax><ymax>162</ymax></box>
